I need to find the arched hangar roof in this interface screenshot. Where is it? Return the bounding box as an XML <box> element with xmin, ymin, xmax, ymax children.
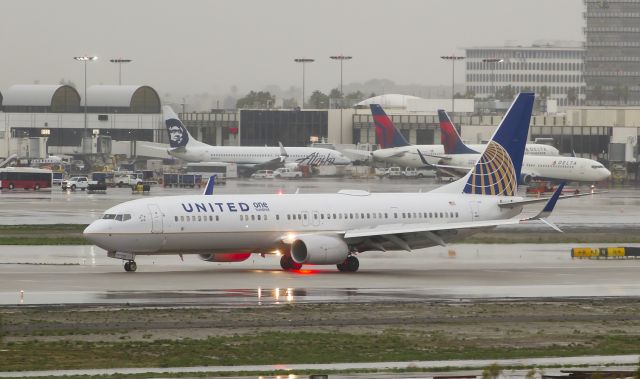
<box><xmin>86</xmin><ymin>85</ymin><xmax>160</xmax><ymax>113</ymax></box>
<box><xmin>356</xmin><ymin>94</ymin><xmax>422</xmax><ymax>109</ymax></box>
<box><xmin>2</xmin><ymin>84</ymin><xmax>81</xmax><ymax>111</ymax></box>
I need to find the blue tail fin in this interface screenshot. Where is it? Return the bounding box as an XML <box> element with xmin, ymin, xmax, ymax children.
<box><xmin>438</xmin><ymin>109</ymin><xmax>478</xmax><ymax>154</ymax></box>
<box><xmin>462</xmin><ymin>93</ymin><xmax>534</xmax><ymax>196</ymax></box>
<box><xmin>370</xmin><ymin>104</ymin><xmax>410</xmax><ymax>148</ymax></box>
<box><xmin>203</xmin><ymin>175</ymin><xmax>216</xmax><ymax>195</ymax></box>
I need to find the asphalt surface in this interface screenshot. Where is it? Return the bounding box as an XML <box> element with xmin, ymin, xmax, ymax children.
<box><xmin>2</xmin><ymin>242</ymin><xmax>640</xmax><ymax>305</ymax></box>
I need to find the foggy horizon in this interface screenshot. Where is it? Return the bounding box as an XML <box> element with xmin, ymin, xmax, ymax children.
<box><xmin>2</xmin><ymin>0</ymin><xmax>584</xmax><ymax>108</ymax></box>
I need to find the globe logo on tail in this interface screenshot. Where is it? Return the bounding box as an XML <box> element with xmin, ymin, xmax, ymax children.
<box><xmin>464</xmin><ymin>141</ymin><xmax>518</xmax><ymax>196</ymax></box>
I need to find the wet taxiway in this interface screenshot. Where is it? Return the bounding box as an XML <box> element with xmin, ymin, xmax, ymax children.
<box><xmin>0</xmin><ymin>179</ymin><xmax>637</xmax><ymax>227</ymax></box>
<box><xmin>2</xmin><ymin>243</ymin><xmax>640</xmax><ymax>305</ymax></box>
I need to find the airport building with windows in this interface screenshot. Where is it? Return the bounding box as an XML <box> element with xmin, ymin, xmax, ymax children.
<box><xmin>465</xmin><ymin>42</ymin><xmax>586</xmax><ymax>106</ymax></box>
<box><xmin>583</xmin><ymin>0</ymin><xmax>640</xmax><ymax>105</ymax></box>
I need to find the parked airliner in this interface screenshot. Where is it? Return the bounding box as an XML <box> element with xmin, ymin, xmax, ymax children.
<box><xmin>84</xmin><ymin>93</ymin><xmax>586</xmax><ymax>273</ymax></box>
<box><xmin>436</xmin><ymin>109</ymin><xmax>611</xmax><ymax>184</ymax></box>
<box><xmin>370</xmin><ymin>104</ymin><xmax>559</xmax><ymax>168</ymax></box>
<box><xmin>163</xmin><ymin>106</ymin><xmax>351</xmax><ymax>170</ymax></box>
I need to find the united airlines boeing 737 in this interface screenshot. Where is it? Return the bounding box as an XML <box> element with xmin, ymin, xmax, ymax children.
<box><xmin>370</xmin><ymin>104</ymin><xmax>559</xmax><ymax>168</ymax></box>
<box><xmin>84</xmin><ymin>93</ymin><xmax>587</xmax><ymax>273</ymax></box>
<box><xmin>163</xmin><ymin>106</ymin><xmax>351</xmax><ymax>170</ymax></box>
<box><xmin>435</xmin><ymin>110</ymin><xmax>611</xmax><ymax>184</ymax></box>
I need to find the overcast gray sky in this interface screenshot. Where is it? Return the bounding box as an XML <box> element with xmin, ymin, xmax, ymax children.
<box><xmin>1</xmin><ymin>0</ymin><xmax>583</xmax><ymax>99</ymax></box>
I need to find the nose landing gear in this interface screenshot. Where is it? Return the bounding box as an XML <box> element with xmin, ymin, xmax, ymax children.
<box><xmin>124</xmin><ymin>260</ymin><xmax>137</xmax><ymax>272</ymax></box>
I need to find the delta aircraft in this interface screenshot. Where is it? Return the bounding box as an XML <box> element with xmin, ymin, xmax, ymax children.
<box><xmin>84</xmin><ymin>93</ymin><xmax>589</xmax><ymax>273</ymax></box>
<box><xmin>370</xmin><ymin>104</ymin><xmax>559</xmax><ymax>168</ymax></box>
<box><xmin>162</xmin><ymin>106</ymin><xmax>351</xmax><ymax>172</ymax></box>
<box><xmin>434</xmin><ymin>110</ymin><xmax>611</xmax><ymax>184</ymax></box>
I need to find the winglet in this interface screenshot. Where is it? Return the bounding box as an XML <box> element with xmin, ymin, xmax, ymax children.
<box><xmin>278</xmin><ymin>141</ymin><xmax>288</xmax><ymax>157</ymax></box>
<box><xmin>417</xmin><ymin>149</ymin><xmax>436</xmax><ymax>168</ymax></box>
<box><xmin>523</xmin><ymin>182</ymin><xmax>565</xmax><ymax>232</ymax></box>
<box><xmin>203</xmin><ymin>175</ymin><xmax>216</xmax><ymax>195</ymax></box>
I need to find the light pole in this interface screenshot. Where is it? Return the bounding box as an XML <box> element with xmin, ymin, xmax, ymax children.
<box><xmin>330</xmin><ymin>55</ymin><xmax>352</xmax><ymax>143</ymax></box>
<box><xmin>482</xmin><ymin>58</ymin><xmax>504</xmax><ymax>99</ymax></box>
<box><xmin>294</xmin><ymin>58</ymin><xmax>314</xmax><ymax>109</ymax></box>
<box><xmin>109</xmin><ymin>58</ymin><xmax>132</xmax><ymax>85</ymax></box>
<box><xmin>440</xmin><ymin>55</ymin><xmax>465</xmax><ymax>114</ymax></box>
<box><xmin>74</xmin><ymin>56</ymin><xmax>98</xmax><ymax>154</ymax></box>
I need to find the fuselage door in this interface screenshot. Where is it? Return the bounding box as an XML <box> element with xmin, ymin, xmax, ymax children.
<box><xmin>468</xmin><ymin>200</ymin><xmax>480</xmax><ymax>221</ymax></box>
<box><xmin>148</xmin><ymin>204</ymin><xmax>163</xmax><ymax>234</ymax></box>
<box><xmin>312</xmin><ymin>211</ymin><xmax>320</xmax><ymax>226</ymax></box>
<box><xmin>302</xmin><ymin>211</ymin><xmax>309</xmax><ymax>226</ymax></box>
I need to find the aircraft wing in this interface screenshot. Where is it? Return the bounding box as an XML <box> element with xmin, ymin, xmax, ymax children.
<box><xmin>253</xmin><ymin>157</ymin><xmax>284</xmax><ymax>171</ymax></box>
<box><xmin>343</xmin><ymin>218</ymin><xmax>520</xmax><ymax>240</ymax></box>
<box><xmin>343</xmin><ymin>183</ymin><xmax>568</xmax><ymax>248</ymax></box>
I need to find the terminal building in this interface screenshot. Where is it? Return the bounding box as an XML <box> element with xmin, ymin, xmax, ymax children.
<box><xmin>465</xmin><ymin>41</ymin><xmax>585</xmax><ymax>106</ymax></box>
<box><xmin>0</xmin><ymin>86</ymin><xmax>638</xmax><ymax>171</ymax></box>
<box><xmin>584</xmin><ymin>0</ymin><xmax>640</xmax><ymax>106</ymax></box>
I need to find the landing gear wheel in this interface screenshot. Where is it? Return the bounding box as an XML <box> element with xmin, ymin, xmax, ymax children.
<box><xmin>338</xmin><ymin>256</ymin><xmax>359</xmax><ymax>272</ymax></box>
<box><xmin>280</xmin><ymin>255</ymin><xmax>302</xmax><ymax>271</ymax></box>
<box><xmin>124</xmin><ymin>261</ymin><xmax>137</xmax><ymax>272</ymax></box>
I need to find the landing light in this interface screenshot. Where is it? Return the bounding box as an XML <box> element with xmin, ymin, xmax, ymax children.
<box><xmin>283</xmin><ymin>233</ymin><xmax>297</xmax><ymax>244</ymax></box>
<box><xmin>271</xmin><ymin>249</ymin><xmax>282</xmax><ymax>256</ymax></box>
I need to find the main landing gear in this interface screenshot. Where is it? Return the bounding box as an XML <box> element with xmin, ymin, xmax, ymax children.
<box><xmin>123</xmin><ymin>260</ymin><xmax>137</xmax><ymax>272</ymax></box>
<box><xmin>337</xmin><ymin>256</ymin><xmax>359</xmax><ymax>272</ymax></box>
<box><xmin>280</xmin><ymin>254</ymin><xmax>302</xmax><ymax>271</ymax></box>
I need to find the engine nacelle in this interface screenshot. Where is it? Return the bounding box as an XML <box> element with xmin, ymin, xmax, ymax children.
<box><xmin>291</xmin><ymin>234</ymin><xmax>349</xmax><ymax>265</ymax></box>
<box><xmin>198</xmin><ymin>252</ymin><xmax>251</xmax><ymax>262</ymax></box>
<box><xmin>521</xmin><ymin>173</ymin><xmax>533</xmax><ymax>185</ymax></box>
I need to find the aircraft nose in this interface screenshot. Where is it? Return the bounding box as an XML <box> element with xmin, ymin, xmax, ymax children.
<box><xmin>602</xmin><ymin>168</ymin><xmax>612</xmax><ymax>180</ymax></box>
<box><xmin>83</xmin><ymin>221</ymin><xmax>110</xmax><ymax>246</ymax></box>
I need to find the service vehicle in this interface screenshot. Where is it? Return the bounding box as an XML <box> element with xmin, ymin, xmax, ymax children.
<box><xmin>251</xmin><ymin>170</ymin><xmax>275</xmax><ymax>179</ymax></box>
<box><xmin>274</xmin><ymin>167</ymin><xmax>302</xmax><ymax>179</ymax></box>
<box><xmin>62</xmin><ymin>176</ymin><xmax>95</xmax><ymax>191</ymax></box>
<box><xmin>0</xmin><ymin>167</ymin><xmax>52</xmax><ymax>191</ymax></box>
<box><xmin>114</xmin><ymin>174</ymin><xmax>143</xmax><ymax>188</ymax></box>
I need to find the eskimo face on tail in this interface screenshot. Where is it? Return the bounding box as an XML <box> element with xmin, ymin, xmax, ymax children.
<box><xmin>462</xmin><ymin>93</ymin><xmax>535</xmax><ymax>197</ymax></box>
<box><xmin>370</xmin><ymin>104</ymin><xmax>410</xmax><ymax>149</ymax></box>
<box><xmin>166</xmin><ymin>118</ymin><xmax>189</xmax><ymax>148</ymax></box>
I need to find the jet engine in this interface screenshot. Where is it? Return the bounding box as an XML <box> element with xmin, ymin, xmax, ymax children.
<box><xmin>198</xmin><ymin>252</ymin><xmax>251</xmax><ymax>262</ymax></box>
<box><xmin>521</xmin><ymin>173</ymin><xmax>533</xmax><ymax>185</ymax></box>
<box><xmin>291</xmin><ymin>235</ymin><xmax>349</xmax><ymax>265</ymax></box>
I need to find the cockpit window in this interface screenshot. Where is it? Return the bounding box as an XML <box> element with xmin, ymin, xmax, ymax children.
<box><xmin>103</xmin><ymin>213</ymin><xmax>132</xmax><ymax>221</ymax></box>
<box><xmin>592</xmin><ymin>165</ymin><xmax>604</xmax><ymax>169</ymax></box>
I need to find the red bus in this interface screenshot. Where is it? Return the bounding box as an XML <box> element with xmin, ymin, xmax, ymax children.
<box><xmin>0</xmin><ymin>167</ymin><xmax>53</xmax><ymax>191</ymax></box>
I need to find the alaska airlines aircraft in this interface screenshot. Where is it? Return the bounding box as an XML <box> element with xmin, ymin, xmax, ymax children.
<box><xmin>163</xmin><ymin>106</ymin><xmax>351</xmax><ymax>170</ymax></box>
<box><xmin>370</xmin><ymin>104</ymin><xmax>560</xmax><ymax>168</ymax></box>
<box><xmin>84</xmin><ymin>93</ymin><xmax>586</xmax><ymax>273</ymax></box>
<box><xmin>436</xmin><ymin>109</ymin><xmax>611</xmax><ymax>184</ymax></box>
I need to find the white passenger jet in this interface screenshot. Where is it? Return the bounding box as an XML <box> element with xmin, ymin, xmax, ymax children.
<box><xmin>434</xmin><ymin>110</ymin><xmax>611</xmax><ymax>184</ymax></box>
<box><xmin>163</xmin><ymin>106</ymin><xmax>351</xmax><ymax>171</ymax></box>
<box><xmin>370</xmin><ymin>104</ymin><xmax>559</xmax><ymax>168</ymax></box>
<box><xmin>84</xmin><ymin>93</ymin><xmax>586</xmax><ymax>273</ymax></box>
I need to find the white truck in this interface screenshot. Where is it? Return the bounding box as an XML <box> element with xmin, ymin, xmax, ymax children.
<box><xmin>114</xmin><ymin>174</ymin><xmax>143</xmax><ymax>188</ymax></box>
<box><xmin>273</xmin><ymin>167</ymin><xmax>303</xmax><ymax>179</ymax></box>
<box><xmin>61</xmin><ymin>176</ymin><xmax>92</xmax><ymax>191</ymax></box>
<box><xmin>403</xmin><ymin>167</ymin><xmax>436</xmax><ymax>178</ymax></box>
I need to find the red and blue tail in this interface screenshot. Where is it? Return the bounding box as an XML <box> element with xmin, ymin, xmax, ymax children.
<box><xmin>370</xmin><ymin>104</ymin><xmax>410</xmax><ymax>149</ymax></box>
<box><xmin>438</xmin><ymin>110</ymin><xmax>478</xmax><ymax>154</ymax></box>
